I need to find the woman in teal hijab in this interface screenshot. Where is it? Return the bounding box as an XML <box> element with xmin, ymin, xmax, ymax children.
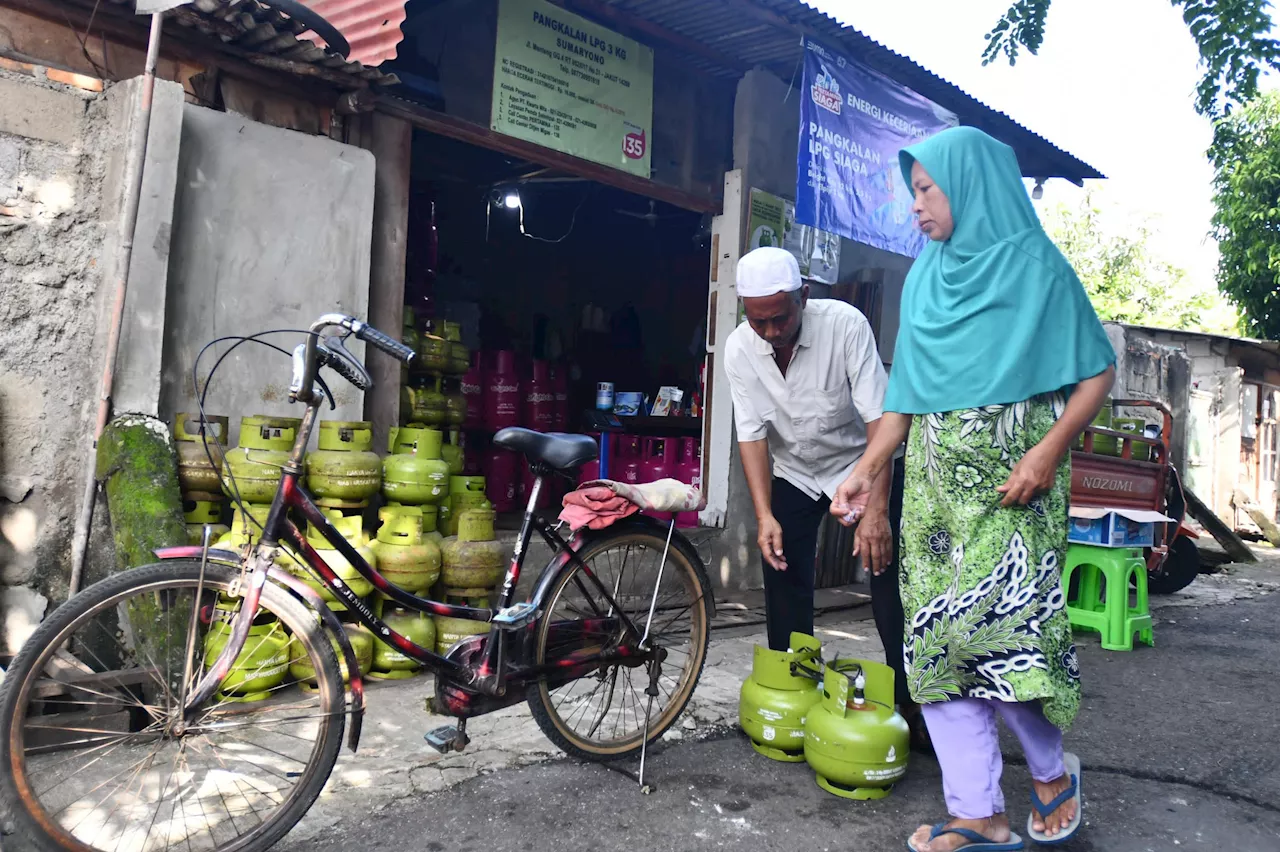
<box><xmin>831</xmin><ymin>127</ymin><xmax>1115</xmax><ymax>852</ymax></box>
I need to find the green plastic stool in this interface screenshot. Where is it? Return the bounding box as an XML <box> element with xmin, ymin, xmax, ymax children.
<box><xmin>1062</xmin><ymin>544</ymin><xmax>1154</xmax><ymax>651</ymax></box>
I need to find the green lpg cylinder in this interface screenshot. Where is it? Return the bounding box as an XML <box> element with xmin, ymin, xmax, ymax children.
<box><xmin>383</xmin><ymin>427</ymin><xmax>449</xmax><ymax>506</ymax></box>
<box><xmin>307</xmin><ymin>420</ymin><xmax>382</xmax><ymax>502</ymax></box>
<box><xmin>184</xmin><ymin>497</ymin><xmax>229</xmax><ymax>546</ymax></box>
<box><xmin>443</xmin><ymin>380</ymin><xmax>467</xmax><ymax>429</ymax></box>
<box><xmin>803</xmin><ymin>658</ymin><xmax>909</xmax><ymax>800</ymax></box>
<box><xmin>211</xmin><ymin>504</ymin><xmax>271</xmax><ymax>551</ymax></box>
<box><xmin>434</xmin><ymin>590</ymin><xmax>490</xmax><ymax>655</ymax></box>
<box><xmin>289</xmin><ymin>512</ymin><xmax>376</xmax><ymax>609</ymax></box>
<box><xmin>418</xmin><ymin>331</ymin><xmax>452</xmax><ymax>376</ymax></box>
<box><xmin>440</xmin><ymin>433</ymin><xmax>465</xmax><ymax>477</ymax></box>
<box><xmin>442</xmin><ymin>475</ymin><xmax>488</xmax><ymax>537</ymax></box>
<box><xmin>173</xmin><ymin>412</ymin><xmax>229</xmax><ymax>495</ymax></box>
<box><xmin>290</xmin><ymin>622</ymin><xmax>375</xmax><ymax>693</ymax></box>
<box><xmin>369</xmin><ymin>598</ymin><xmax>436</xmax><ymax>680</ymax></box>
<box><xmin>739</xmin><ymin>632</ymin><xmax>824</xmax><ymax>762</ymax></box>
<box><xmin>404</xmin><ymin>379</ymin><xmax>448</xmax><ymax>428</ymax></box>
<box><xmin>222</xmin><ymin>415</ymin><xmax>301</xmax><ymax>503</ymax></box>
<box><xmin>402</xmin><ymin>311</ymin><xmax>421</xmax><ymax>384</ymax></box>
<box><xmin>372</xmin><ymin>505</ymin><xmax>441</xmax><ymax>593</ymax></box>
<box><xmin>203</xmin><ymin>607</ymin><xmax>291</xmax><ymax>703</ymax></box>
<box><xmin>441</xmin><ymin>508</ymin><xmax>504</xmax><ymax>589</ymax></box>
<box><xmin>443</xmin><ymin>321</ymin><xmax>470</xmax><ymax>376</ymax></box>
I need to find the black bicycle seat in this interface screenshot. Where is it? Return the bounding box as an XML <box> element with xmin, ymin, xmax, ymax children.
<box><xmin>493</xmin><ymin>428</ymin><xmax>598</xmax><ymax>470</ymax></box>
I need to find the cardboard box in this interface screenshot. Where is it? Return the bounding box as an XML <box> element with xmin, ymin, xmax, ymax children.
<box><xmin>1067</xmin><ymin>507</ymin><xmax>1174</xmax><ymax>548</ymax></box>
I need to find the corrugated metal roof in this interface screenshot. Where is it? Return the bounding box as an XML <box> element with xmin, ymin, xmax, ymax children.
<box><xmin>104</xmin><ymin>0</ymin><xmax>401</xmax><ymax>86</ymax></box>
<box><xmin>298</xmin><ymin>0</ymin><xmax>408</xmax><ymax>66</ymax></box>
<box><xmin>588</xmin><ymin>0</ymin><xmax>1102</xmax><ymax>183</ymax></box>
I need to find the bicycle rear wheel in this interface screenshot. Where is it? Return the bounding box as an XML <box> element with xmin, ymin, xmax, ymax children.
<box><xmin>526</xmin><ymin>527</ymin><xmax>711</xmax><ymax>761</ymax></box>
<box><xmin>0</xmin><ymin>560</ymin><xmax>345</xmax><ymax>852</ymax></box>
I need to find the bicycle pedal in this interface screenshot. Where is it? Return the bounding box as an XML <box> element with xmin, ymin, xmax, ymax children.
<box><xmin>424</xmin><ymin>725</ymin><xmax>469</xmax><ymax>754</ymax></box>
<box><xmin>491</xmin><ymin>602</ymin><xmax>539</xmax><ymax>630</ymax></box>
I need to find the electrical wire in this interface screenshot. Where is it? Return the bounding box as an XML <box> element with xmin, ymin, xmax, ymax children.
<box><xmin>190</xmin><ymin>329</ymin><xmax>336</xmax><ymax>539</ymax></box>
<box><xmin>518</xmin><ymin>186</ymin><xmax>593</xmax><ymax>244</ymax></box>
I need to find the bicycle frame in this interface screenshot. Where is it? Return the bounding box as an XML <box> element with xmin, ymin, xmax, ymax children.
<box><xmin>180</xmin><ymin>401</ymin><xmax>651</xmax><ymax>722</ymax></box>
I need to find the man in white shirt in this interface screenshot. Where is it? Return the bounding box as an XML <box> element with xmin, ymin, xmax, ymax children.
<box><xmin>725</xmin><ymin>247</ymin><xmax>926</xmax><ymax>749</ymax></box>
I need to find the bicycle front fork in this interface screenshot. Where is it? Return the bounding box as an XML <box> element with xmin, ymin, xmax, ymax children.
<box><xmin>179</xmin><ymin>543</ymin><xmax>274</xmax><ymax>723</ymax></box>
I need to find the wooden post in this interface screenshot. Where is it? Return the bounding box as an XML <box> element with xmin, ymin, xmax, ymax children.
<box><xmin>358</xmin><ymin>112</ymin><xmax>413</xmax><ymax>455</ymax></box>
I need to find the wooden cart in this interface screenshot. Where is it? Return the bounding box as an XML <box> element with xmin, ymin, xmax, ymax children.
<box><xmin>1071</xmin><ymin>398</ymin><xmax>1200</xmax><ymax>593</ymax></box>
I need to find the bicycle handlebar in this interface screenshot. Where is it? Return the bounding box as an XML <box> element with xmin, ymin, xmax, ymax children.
<box><xmin>291</xmin><ymin>314</ymin><xmax>415</xmax><ymax>404</ymax></box>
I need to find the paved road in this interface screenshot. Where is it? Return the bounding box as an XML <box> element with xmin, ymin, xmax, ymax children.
<box><xmin>285</xmin><ymin>588</ymin><xmax>1280</xmax><ymax>852</ymax></box>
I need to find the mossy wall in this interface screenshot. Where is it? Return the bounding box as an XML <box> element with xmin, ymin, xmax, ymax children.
<box><xmin>95</xmin><ymin>414</ymin><xmax>187</xmax><ymax>571</ymax></box>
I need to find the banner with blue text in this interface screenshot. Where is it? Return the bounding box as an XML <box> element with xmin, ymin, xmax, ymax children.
<box><xmin>796</xmin><ymin>37</ymin><xmax>958</xmax><ymax>257</ymax></box>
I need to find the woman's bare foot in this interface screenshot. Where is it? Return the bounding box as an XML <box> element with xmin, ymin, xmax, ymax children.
<box><xmin>908</xmin><ymin>814</ymin><xmax>1012</xmax><ymax>851</ymax></box>
<box><xmin>1031</xmin><ymin>772</ymin><xmax>1077</xmax><ymax>837</ymax></box>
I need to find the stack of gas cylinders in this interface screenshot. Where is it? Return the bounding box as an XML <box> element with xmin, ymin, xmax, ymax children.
<box><xmin>467</xmin><ymin>350</ymin><xmax>572</xmax><ymax>515</ymax></box>
<box><xmin>172</xmin><ymin>408</ymin><xmax>507</xmax><ymax>697</ymax></box>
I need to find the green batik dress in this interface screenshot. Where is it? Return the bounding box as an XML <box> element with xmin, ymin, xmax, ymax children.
<box><xmin>900</xmin><ymin>392</ymin><xmax>1081</xmax><ymax>731</ymax></box>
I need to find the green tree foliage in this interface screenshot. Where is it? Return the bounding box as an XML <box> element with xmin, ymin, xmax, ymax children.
<box><xmin>1211</xmin><ymin>92</ymin><xmax>1280</xmax><ymax>338</ymax></box>
<box><xmin>985</xmin><ymin>1</ymin><xmax>1280</xmax><ymax>119</ymax></box>
<box><xmin>1044</xmin><ymin>192</ymin><xmax>1241</xmax><ymax>334</ymax></box>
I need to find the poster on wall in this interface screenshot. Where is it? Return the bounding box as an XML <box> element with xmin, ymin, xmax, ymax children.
<box><xmin>491</xmin><ymin>0</ymin><xmax>654</xmax><ymax>177</ymax></box>
<box><xmin>747</xmin><ymin>188</ymin><xmax>841</xmax><ymax>285</ymax></box>
<box><xmin>796</xmin><ymin>37</ymin><xmax>958</xmax><ymax>257</ymax></box>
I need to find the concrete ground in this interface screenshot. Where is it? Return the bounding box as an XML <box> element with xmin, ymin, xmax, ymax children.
<box><xmin>276</xmin><ymin>566</ymin><xmax>1280</xmax><ymax>851</ymax></box>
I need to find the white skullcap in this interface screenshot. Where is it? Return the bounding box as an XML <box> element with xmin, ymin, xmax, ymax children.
<box><xmin>736</xmin><ymin>247</ymin><xmax>802</xmax><ymax>299</ymax></box>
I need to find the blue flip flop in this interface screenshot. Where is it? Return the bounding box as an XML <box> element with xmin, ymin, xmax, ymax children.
<box><xmin>906</xmin><ymin>823</ymin><xmax>1025</xmax><ymax>851</ymax></box>
<box><xmin>1027</xmin><ymin>751</ymin><xmax>1083</xmax><ymax>845</ymax></box>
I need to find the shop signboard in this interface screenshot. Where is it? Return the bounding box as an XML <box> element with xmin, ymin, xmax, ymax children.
<box><xmin>747</xmin><ymin>188</ymin><xmax>841</xmax><ymax>285</ymax></box>
<box><xmin>491</xmin><ymin>0</ymin><xmax>654</xmax><ymax>178</ymax></box>
<box><xmin>795</xmin><ymin>37</ymin><xmax>958</xmax><ymax>257</ymax></box>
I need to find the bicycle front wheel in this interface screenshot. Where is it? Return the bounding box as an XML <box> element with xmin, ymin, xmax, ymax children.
<box><xmin>0</xmin><ymin>560</ymin><xmax>345</xmax><ymax>852</ymax></box>
<box><xmin>526</xmin><ymin>527</ymin><xmax>712</xmax><ymax>761</ymax></box>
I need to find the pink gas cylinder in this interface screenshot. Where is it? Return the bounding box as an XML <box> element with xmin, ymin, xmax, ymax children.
<box><xmin>617</xmin><ymin>435</ymin><xmax>643</xmax><ymax>486</ymax></box>
<box><xmin>484</xmin><ymin>351</ymin><xmax>520</xmax><ymax>431</ymax></box>
<box><xmin>550</xmin><ymin>364</ymin><xmax>569</xmax><ymax>431</ymax></box>
<box><xmin>524</xmin><ymin>361</ymin><xmax>556</xmax><ymax>432</ymax></box>
<box><xmin>577</xmin><ymin>432</ymin><xmax>602</xmax><ymax>485</ymax></box>
<box><xmin>461</xmin><ymin>353</ymin><xmax>486</xmax><ymax>430</ymax></box>
<box><xmin>675</xmin><ymin>438</ymin><xmax>702</xmax><ymax>528</ymax></box>
<box><xmin>484</xmin><ymin>448</ymin><xmax>520</xmax><ymax>512</ymax></box>
<box><xmin>639</xmin><ymin>438</ymin><xmax>675</xmax><ymax>521</ymax></box>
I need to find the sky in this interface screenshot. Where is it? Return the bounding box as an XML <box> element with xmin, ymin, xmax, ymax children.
<box><xmin>807</xmin><ymin>0</ymin><xmax>1278</xmax><ymax>289</ymax></box>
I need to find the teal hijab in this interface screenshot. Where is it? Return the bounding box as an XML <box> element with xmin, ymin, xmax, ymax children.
<box><xmin>883</xmin><ymin>126</ymin><xmax>1114</xmax><ymax>415</ymax></box>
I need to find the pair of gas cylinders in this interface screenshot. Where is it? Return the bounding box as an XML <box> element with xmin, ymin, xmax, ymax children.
<box><xmin>739</xmin><ymin>632</ymin><xmax>909</xmax><ymax>800</ymax></box>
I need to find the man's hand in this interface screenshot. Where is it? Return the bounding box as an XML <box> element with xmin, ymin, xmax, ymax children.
<box><xmin>854</xmin><ymin>507</ymin><xmax>893</xmax><ymax>576</ymax></box>
<box><xmin>757</xmin><ymin>514</ymin><xmax>788</xmax><ymax>571</ymax></box>
<box><xmin>996</xmin><ymin>441</ymin><xmax>1060</xmax><ymax>507</ymax></box>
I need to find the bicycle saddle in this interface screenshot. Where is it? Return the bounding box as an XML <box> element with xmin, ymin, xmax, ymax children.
<box><xmin>493</xmin><ymin>427</ymin><xmax>598</xmax><ymax>470</ymax></box>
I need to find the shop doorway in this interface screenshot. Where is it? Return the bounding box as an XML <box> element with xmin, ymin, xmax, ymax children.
<box><xmin>403</xmin><ymin>130</ymin><xmax>711</xmax><ymax>526</ymax></box>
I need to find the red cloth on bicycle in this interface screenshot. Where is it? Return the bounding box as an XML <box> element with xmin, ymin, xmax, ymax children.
<box><xmin>559</xmin><ymin>486</ymin><xmax>639</xmax><ymax>530</ymax></box>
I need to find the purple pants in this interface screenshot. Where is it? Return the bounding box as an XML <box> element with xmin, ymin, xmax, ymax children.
<box><xmin>922</xmin><ymin>697</ymin><xmax>1066</xmax><ymax>819</ymax></box>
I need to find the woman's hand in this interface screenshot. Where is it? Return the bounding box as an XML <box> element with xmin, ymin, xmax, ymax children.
<box><xmin>996</xmin><ymin>441</ymin><xmax>1061</xmax><ymax>507</ymax></box>
<box><xmin>831</xmin><ymin>470</ymin><xmax>874</xmax><ymax>525</ymax></box>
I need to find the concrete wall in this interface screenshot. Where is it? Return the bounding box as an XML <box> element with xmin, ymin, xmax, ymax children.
<box><xmin>159</xmin><ymin>105</ymin><xmax>376</xmax><ymax>427</ymax></box>
<box><xmin>0</xmin><ymin>67</ymin><xmax>187</xmax><ymax>651</ymax></box>
<box><xmin>0</xmin><ymin>70</ymin><xmax>108</xmax><ymax>647</ymax></box>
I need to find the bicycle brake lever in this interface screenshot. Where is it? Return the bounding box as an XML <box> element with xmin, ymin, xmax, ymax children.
<box><xmin>321</xmin><ymin>335</ymin><xmax>373</xmax><ymax>392</ymax></box>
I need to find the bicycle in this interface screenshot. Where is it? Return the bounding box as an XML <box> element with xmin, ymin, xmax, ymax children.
<box><xmin>0</xmin><ymin>313</ymin><xmax>713</xmax><ymax>852</ymax></box>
